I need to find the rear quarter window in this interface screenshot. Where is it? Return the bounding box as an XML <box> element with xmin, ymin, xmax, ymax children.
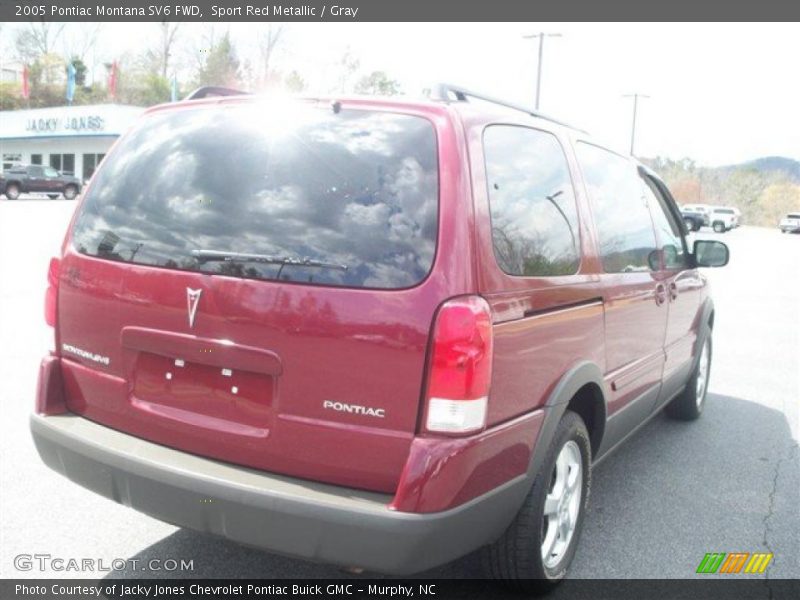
<box><xmin>72</xmin><ymin>104</ymin><xmax>439</xmax><ymax>290</ymax></box>
<box><xmin>483</xmin><ymin>125</ymin><xmax>580</xmax><ymax>277</ymax></box>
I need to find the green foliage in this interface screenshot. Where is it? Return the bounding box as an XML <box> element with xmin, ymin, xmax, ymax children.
<box><xmin>0</xmin><ymin>83</ymin><xmax>24</xmax><ymax>110</ymax></box>
<box><xmin>354</xmin><ymin>71</ymin><xmax>401</xmax><ymax>96</ymax></box>
<box><xmin>117</xmin><ymin>71</ymin><xmax>172</xmax><ymax>107</ymax></box>
<box><xmin>194</xmin><ymin>32</ymin><xmax>241</xmax><ymax>88</ymax></box>
<box><xmin>284</xmin><ymin>70</ymin><xmax>306</xmax><ymax>93</ymax></box>
<box><xmin>70</xmin><ymin>57</ymin><xmax>88</xmax><ymax>87</ymax></box>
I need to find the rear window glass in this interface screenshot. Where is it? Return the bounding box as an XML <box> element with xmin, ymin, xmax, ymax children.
<box><xmin>787</xmin><ymin>214</ymin><xmax>800</xmax><ymax>219</ymax></box>
<box><xmin>72</xmin><ymin>104</ymin><xmax>438</xmax><ymax>289</ymax></box>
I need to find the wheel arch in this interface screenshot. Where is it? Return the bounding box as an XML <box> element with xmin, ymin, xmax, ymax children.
<box><xmin>527</xmin><ymin>361</ymin><xmax>608</xmax><ymax>481</ymax></box>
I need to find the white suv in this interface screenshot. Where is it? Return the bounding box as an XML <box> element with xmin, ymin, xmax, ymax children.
<box><xmin>779</xmin><ymin>213</ymin><xmax>800</xmax><ymax>233</ymax></box>
<box><xmin>710</xmin><ymin>207</ymin><xmax>736</xmax><ymax>233</ymax></box>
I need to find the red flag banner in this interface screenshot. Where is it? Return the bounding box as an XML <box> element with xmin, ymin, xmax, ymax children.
<box><xmin>21</xmin><ymin>65</ymin><xmax>30</xmax><ymax>99</ymax></box>
<box><xmin>108</xmin><ymin>61</ymin><xmax>118</xmax><ymax>100</ymax></box>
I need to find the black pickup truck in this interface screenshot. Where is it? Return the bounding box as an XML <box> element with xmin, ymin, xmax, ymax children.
<box><xmin>0</xmin><ymin>165</ymin><xmax>82</xmax><ymax>200</ymax></box>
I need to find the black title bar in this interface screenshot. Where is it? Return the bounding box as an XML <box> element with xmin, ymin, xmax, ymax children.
<box><xmin>2</xmin><ymin>0</ymin><xmax>800</xmax><ymax>22</ymax></box>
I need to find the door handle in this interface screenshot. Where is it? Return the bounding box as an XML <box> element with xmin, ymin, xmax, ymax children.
<box><xmin>668</xmin><ymin>282</ymin><xmax>678</xmax><ymax>301</ymax></box>
<box><xmin>655</xmin><ymin>283</ymin><xmax>667</xmax><ymax>306</ymax></box>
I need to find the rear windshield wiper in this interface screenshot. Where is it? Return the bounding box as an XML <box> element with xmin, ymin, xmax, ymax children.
<box><xmin>191</xmin><ymin>249</ymin><xmax>348</xmax><ymax>271</ymax></box>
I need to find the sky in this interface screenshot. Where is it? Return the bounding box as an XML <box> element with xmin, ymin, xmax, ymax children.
<box><xmin>3</xmin><ymin>22</ymin><xmax>799</xmax><ymax>166</ymax></box>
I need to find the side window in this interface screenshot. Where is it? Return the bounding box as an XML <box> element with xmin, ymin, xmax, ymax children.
<box><xmin>29</xmin><ymin>166</ymin><xmax>43</xmax><ymax>177</ymax></box>
<box><xmin>44</xmin><ymin>167</ymin><xmax>59</xmax><ymax>178</ymax></box>
<box><xmin>484</xmin><ymin>125</ymin><xmax>580</xmax><ymax>277</ymax></box>
<box><xmin>641</xmin><ymin>177</ymin><xmax>687</xmax><ymax>270</ymax></box>
<box><xmin>575</xmin><ymin>142</ymin><xmax>657</xmax><ymax>273</ymax></box>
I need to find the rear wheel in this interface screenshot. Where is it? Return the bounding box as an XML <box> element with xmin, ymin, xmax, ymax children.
<box><xmin>683</xmin><ymin>218</ymin><xmax>695</xmax><ymax>232</ymax></box>
<box><xmin>482</xmin><ymin>410</ymin><xmax>591</xmax><ymax>593</ymax></box>
<box><xmin>5</xmin><ymin>183</ymin><xmax>20</xmax><ymax>200</ymax></box>
<box><xmin>63</xmin><ymin>185</ymin><xmax>78</xmax><ymax>200</ymax></box>
<box><xmin>47</xmin><ymin>194</ymin><xmax>59</xmax><ymax>199</ymax></box>
<box><xmin>666</xmin><ymin>331</ymin><xmax>712</xmax><ymax>421</ymax></box>
<box><xmin>713</xmin><ymin>221</ymin><xmax>726</xmax><ymax>233</ymax></box>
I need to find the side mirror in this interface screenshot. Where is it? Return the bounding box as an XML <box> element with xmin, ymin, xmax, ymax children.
<box><xmin>693</xmin><ymin>240</ymin><xmax>729</xmax><ymax>267</ymax></box>
<box><xmin>647</xmin><ymin>249</ymin><xmax>660</xmax><ymax>271</ymax></box>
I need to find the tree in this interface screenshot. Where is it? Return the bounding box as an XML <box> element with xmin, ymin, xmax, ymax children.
<box><xmin>194</xmin><ymin>32</ymin><xmax>241</xmax><ymax>88</ymax></box>
<box><xmin>256</xmin><ymin>25</ymin><xmax>284</xmax><ymax>88</ymax></box>
<box><xmin>354</xmin><ymin>71</ymin><xmax>402</xmax><ymax>96</ymax></box>
<box><xmin>0</xmin><ymin>82</ymin><xmax>24</xmax><ymax>110</ymax></box>
<box><xmin>335</xmin><ymin>48</ymin><xmax>360</xmax><ymax>93</ymax></box>
<box><xmin>15</xmin><ymin>23</ymin><xmax>65</xmax><ymax>66</ymax></box>
<box><xmin>754</xmin><ymin>182</ymin><xmax>800</xmax><ymax>226</ymax></box>
<box><xmin>284</xmin><ymin>70</ymin><xmax>306</xmax><ymax>93</ymax></box>
<box><xmin>155</xmin><ymin>23</ymin><xmax>180</xmax><ymax>79</ymax></box>
<box><xmin>71</xmin><ymin>57</ymin><xmax>88</xmax><ymax>87</ymax></box>
<box><xmin>121</xmin><ymin>72</ymin><xmax>172</xmax><ymax>106</ymax></box>
<box><xmin>61</xmin><ymin>23</ymin><xmax>102</xmax><ymax>65</ymax></box>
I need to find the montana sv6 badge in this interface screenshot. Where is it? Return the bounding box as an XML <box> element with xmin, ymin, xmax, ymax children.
<box><xmin>62</xmin><ymin>343</ymin><xmax>110</xmax><ymax>365</ymax></box>
<box><xmin>323</xmin><ymin>400</ymin><xmax>386</xmax><ymax>418</ymax></box>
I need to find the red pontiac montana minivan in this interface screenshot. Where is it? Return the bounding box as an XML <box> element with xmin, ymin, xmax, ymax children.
<box><xmin>31</xmin><ymin>85</ymin><xmax>729</xmax><ymax>589</ymax></box>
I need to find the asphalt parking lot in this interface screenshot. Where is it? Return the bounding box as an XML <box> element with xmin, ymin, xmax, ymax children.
<box><xmin>0</xmin><ymin>197</ymin><xmax>797</xmax><ymax>584</ymax></box>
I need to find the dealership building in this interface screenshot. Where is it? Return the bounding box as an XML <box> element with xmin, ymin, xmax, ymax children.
<box><xmin>0</xmin><ymin>104</ymin><xmax>144</xmax><ymax>182</ymax></box>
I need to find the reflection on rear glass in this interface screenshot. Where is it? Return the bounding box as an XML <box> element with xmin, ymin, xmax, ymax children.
<box><xmin>72</xmin><ymin>104</ymin><xmax>439</xmax><ymax>289</ymax></box>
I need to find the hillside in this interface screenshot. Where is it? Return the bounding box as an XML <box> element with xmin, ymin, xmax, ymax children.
<box><xmin>643</xmin><ymin>156</ymin><xmax>800</xmax><ymax>227</ymax></box>
<box><xmin>717</xmin><ymin>156</ymin><xmax>800</xmax><ymax>184</ymax></box>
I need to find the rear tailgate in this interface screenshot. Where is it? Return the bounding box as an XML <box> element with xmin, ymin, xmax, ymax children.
<box><xmin>55</xmin><ymin>99</ymin><xmax>468</xmax><ymax>493</ymax></box>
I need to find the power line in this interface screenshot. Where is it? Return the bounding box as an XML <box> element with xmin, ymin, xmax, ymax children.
<box><xmin>623</xmin><ymin>93</ymin><xmax>650</xmax><ymax>156</ymax></box>
<box><xmin>523</xmin><ymin>32</ymin><xmax>562</xmax><ymax>110</ymax></box>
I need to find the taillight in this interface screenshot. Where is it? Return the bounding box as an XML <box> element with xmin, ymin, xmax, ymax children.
<box><xmin>424</xmin><ymin>296</ymin><xmax>493</xmax><ymax>435</ymax></box>
<box><xmin>45</xmin><ymin>257</ymin><xmax>60</xmax><ymax>327</ymax></box>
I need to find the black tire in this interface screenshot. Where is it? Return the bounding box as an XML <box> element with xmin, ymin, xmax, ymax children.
<box><xmin>47</xmin><ymin>194</ymin><xmax>59</xmax><ymax>200</ymax></box>
<box><xmin>683</xmin><ymin>218</ymin><xmax>694</xmax><ymax>232</ymax></box>
<box><xmin>63</xmin><ymin>185</ymin><xmax>78</xmax><ymax>200</ymax></box>
<box><xmin>712</xmin><ymin>221</ymin><xmax>725</xmax><ymax>233</ymax></box>
<box><xmin>666</xmin><ymin>329</ymin><xmax>712</xmax><ymax>421</ymax></box>
<box><xmin>481</xmin><ymin>410</ymin><xmax>591</xmax><ymax>593</ymax></box>
<box><xmin>5</xmin><ymin>183</ymin><xmax>20</xmax><ymax>200</ymax></box>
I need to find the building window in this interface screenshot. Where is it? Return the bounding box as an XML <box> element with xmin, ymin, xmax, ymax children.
<box><xmin>82</xmin><ymin>153</ymin><xmax>105</xmax><ymax>181</ymax></box>
<box><xmin>31</xmin><ymin>154</ymin><xmax>43</xmax><ymax>165</ymax></box>
<box><xmin>3</xmin><ymin>153</ymin><xmax>22</xmax><ymax>170</ymax></box>
<box><xmin>50</xmin><ymin>154</ymin><xmax>75</xmax><ymax>175</ymax></box>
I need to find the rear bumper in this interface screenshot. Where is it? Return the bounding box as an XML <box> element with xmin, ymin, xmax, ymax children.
<box><xmin>31</xmin><ymin>412</ymin><xmax>530</xmax><ymax>574</ymax></box>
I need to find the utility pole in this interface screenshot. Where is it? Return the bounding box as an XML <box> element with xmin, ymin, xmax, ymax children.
<box><xmin>623</xmin><ymin>93</ymin><xmax>650</xmax><ymax>156</ymax></box>
<box><xmin>523</xmin><ymin>32</ymin><xmax>562</xmax><ymax>110</ymax></box>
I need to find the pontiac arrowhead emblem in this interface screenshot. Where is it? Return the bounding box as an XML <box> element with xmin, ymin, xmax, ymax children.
<box><xmin>186</xmin><ymin>288</ymin><xmax>202</xmax><ymax>328</ymax></box>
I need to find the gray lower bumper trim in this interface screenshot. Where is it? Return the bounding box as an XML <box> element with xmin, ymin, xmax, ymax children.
<box><xmin>30</xmin><ymin>413</ymin><xmax>528</xmax><ymax>574</ymax></box>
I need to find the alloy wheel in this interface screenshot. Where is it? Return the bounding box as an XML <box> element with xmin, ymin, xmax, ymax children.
<box><xmin>696</xmin><ymin>339</ymin><xmax>710</xmax><ymax>407</ymax></box>
<box><xmin>541</xmin><ymin>440</ymin><xmax>582</xmax><ymax>569</ymax></box>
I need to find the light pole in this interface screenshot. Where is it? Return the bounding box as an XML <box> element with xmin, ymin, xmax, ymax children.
<box><xmin>523</xmin><ymin>32</ymin><xmax>562</xmax><ymax>110</ymax></box>
<box><xmin>623</xmin><ymin>93</ymin><xmax>650</xmax><ymax>156</ymax></box>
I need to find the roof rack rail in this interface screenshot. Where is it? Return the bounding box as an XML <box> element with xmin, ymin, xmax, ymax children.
<box><xmin>428</xmin><ymin>82</ymin><xmax>581</xmax><ymax>131</ymax></box>
<box><xmin>185</xmin><ymin>86</ymin><xmax>249</xmax><ymax>100</ymax></box>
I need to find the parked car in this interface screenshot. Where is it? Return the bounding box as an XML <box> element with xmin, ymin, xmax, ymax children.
<box><xmin>731</xmin><ymin>207</ymin><xmax>742</xmax><ymax>227</ymax></box>
<box><xmin>0</xmin><ymin>164</ymin><xmax>82</xmax><ymax>200</ymax></box>
<box><xmin>680</xmin><ymin>207</ymin><xmax>706</xmax><ymax>232</ymax></box>
<box><xmin>709</xmin><ymin>207</ymin><xmax>737</xmax><ymax>233</ymax></box>
<box><xmin>30</xmin><ymin>86</ymin><xmax>729</xmax><ymax>591</ymax></box>
<box><xmin>779</xmin><ymin>212</ymin><xmax>800</xmax><ymax>233</ymax></box>
<box><xmin>681</xmin><ymin>203</ymin><xmax>712</xmax><ymax>226</ymax></box>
